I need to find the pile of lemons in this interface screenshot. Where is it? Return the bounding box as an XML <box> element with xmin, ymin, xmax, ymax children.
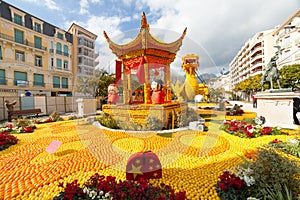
<box><xmin>0</xmin><ymin>119</ymin><xmax>297</xmax><ymax>200</ymax></box>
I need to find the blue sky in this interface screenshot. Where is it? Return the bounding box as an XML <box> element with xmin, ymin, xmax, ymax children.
<box><xmin>3</xmin><ymin>0</ymin><xmax>299</xmax><ymax>76</ymax></box>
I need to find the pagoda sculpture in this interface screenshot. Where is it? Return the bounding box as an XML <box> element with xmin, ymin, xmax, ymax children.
<box><xmin>103</xmin><ymin>12</ymin><xmax>187</xmax><ymax>104</ymax></box>
<box><xmin>102</xmin><ymin>12</ymin><xmax>188</xmax><ymax>128</ymax></box>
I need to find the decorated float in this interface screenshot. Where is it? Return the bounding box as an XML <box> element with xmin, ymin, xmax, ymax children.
<box><xmin>102</xmin><ymin>12</ymin><xmax>188</xmax><ymax>128</ymax></box>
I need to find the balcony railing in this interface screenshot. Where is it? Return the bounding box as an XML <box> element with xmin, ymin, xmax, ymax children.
<box><xmin>33</xmin><ymin>82</ymin><xmax>45</xmax><ymax>87</ymax></box>
<box><xmin>53</xmin><ymin>84</ymin><xmax>60</xmax><ymax>88</ymax></box>
<box><xmin>0</xmin><ymin>79</ymin><xmax>6</xmax><ymax>85</ymax></box>
<box><xmin>62</xmin><ymin>84</ymin><xmax>68</xmax><ymax>89</ymax></box>
<box><xmin>14</xmin><ymin>80</ymin><xmax>28</xmax><ymax>86</ymax></box>
<box><xmin>56</xmin><ymin>49</ymin><xmax>63</xmax><ymax>55</ymax></box>
<box><xmin>0</xmin><ymin>33</ymin><xmax>47</xmax><ymax>51</ymax></box>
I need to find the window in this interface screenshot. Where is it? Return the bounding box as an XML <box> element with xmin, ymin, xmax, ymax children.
<box><xmin>56</xmin><ymin>59</ymin><xmax>62</xmax><ymax>68</ymax></box>
<box><xmin>15</xmin><ymin>50</ymin><xmax>25</xmax><ymax>62</ymax></box>
<box><xmin>34</xmin><ymin>22</ymin><xmax>41</xmax><ymax>33</ymax></box>
<box><xmin>34</xmin><ymin>74</ymin><xmax>44</xmax><ymax>87</ymax></box>
<box><xmin>63</xmin><ymin>60</ymin><xmax>68</xmax><ymax>69</ymax></box>
<box><xmin>78</xmin><ymin>57</ymin><xmax>82</xmax><ymax>64</ymax></box>
<box><xmin>57</xmin><ymin>33</ymin><xmax>63</xmax><ymax>40</ymax></box>
<box><xmin>34</xmin><ymin>36</ymin><xmax>42</xmax><ymax>49</ymax></box>
<box><xmin>51</xmin><ymin>58</ymin><xmax>54</xmax><ymax>67</ymax></box>
<box><xmin>14</xmin><ymin>71</ymin><xmax>27</xmax><ymax>86</ymax></box>
<box><xmin>56</xmin><ymin>42</ymin><xmax>62</xmax><ymax>54</ymax></box>
<box><xmin>50</xmin><ymin>41</ymin><xmax>54</xmax><ymax>53</ymax></box>
<box><xmin>14</xmin><ymin>29</ymin><xmax>24</xmax><ymax>44</ymax></box>
<box><xmin>0</xmin><ymin>46</ymin><xmax>2</xmax><ymax>60</ymax></box>
<box><xmin>0</xmin><ymin>69</ymin><xmax>6</xmax><ymax>85</ymax></box>
<box><xmin>35</xmin><ymin>55</ymin><xmax>42</xmax><ymax>66</ymax></box>
<box><xmin>63</xmin><ymin>45</ymin><xmax>68</xmax><ymax>56</ymax></box>
<box><xmin>53</xmin><ymin>76</ymin><xmax>60</xmax><ymax>88</ymax></box>
<box><xmin>13</xmin><ymin>13</ymin><xmax>22</xmax><ymax>25</ymax></box>
<box><xmin>62</xmin><ymin>77</ymin><xmax>68</xmax><ymax>88</ymax></box>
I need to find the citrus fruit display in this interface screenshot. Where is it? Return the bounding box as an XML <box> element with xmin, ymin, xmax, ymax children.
<box><xmin>0</xmin><ymin>118</ymin><xmax>298</xmax><ymax>200</ymax></box>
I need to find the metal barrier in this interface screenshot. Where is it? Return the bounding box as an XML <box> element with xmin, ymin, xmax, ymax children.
<box><xmin>0</xmin><ymin>96</ymin><xmax>101</xmax><ymax>121</ymax></box>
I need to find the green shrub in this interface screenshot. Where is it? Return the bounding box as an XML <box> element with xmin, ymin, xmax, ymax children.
<box><xmin>50</xmin><ymin>111</ymin><xmax>63</xmax><ymax>121</ymax></box>
<box><xmin>247</xmin><ymin>149</ymin><xmax>300</xmax><ymax>199</ymax></box>
<box><xmin>145</xmin><ymin>116</ymin><xmax>163</xmax><ymax>131</ymax></box>
<box><xmin>98</xmin><ymin>112</ymin><xmax>119</xmax><ymax>129</ymax></box>
<box><xmin>119</xmin><ymin>120</ymin><xmax>146</xmax><ymax>131</ymax></box>
<box><xmin>178</xmin><ymin>108</ymin><xmax>199</xmax><ymax>127</ymax></box>
<box><xmin>268</xmin><ymin>137</ymin><xmax>300</xmax><ymax>158</ymax></box>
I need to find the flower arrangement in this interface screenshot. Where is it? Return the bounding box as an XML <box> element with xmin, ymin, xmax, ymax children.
<box><xmin>0</xmin><ymin>119</ymin><xmax>37</xmax><ymax>134</ymax></box>
<box><xmin>0</xmin><ymin>131</ymin><xmax>18</xmax><ymax>151</ymax></box>
<box><xmin>215</xmin><ymin>170</ymin><xmax>251</xmax><ymax>200</ymax></box>
<box><xmin>68</xmin><ymin>115</ymin><xmax>78</xmax><ymax>120</ymax></box>
<box><xmin>226</xmin><ymin>104</ymin><xmax>244</xmax><ymax>116</ymax></box>
<box><xmin>215</xmin><ymin>149</ymin><xmax>300</xmax><ymax>200</ymax></box>
<box><xmin>268</xmin><ymin>137</ymin><xmax>300</xmax><ymax>158</ymax></box>
<box><xmin>220</xmin><ymin>120</ymin><xmax>284</xmax><ymax>138</ymax></box>
<box><xmin>54</xmin><ymin>173</ymin><xmax>186</xmax><ymax>200</ymax></box>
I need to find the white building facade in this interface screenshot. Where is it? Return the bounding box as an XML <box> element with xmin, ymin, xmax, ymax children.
<box><xmin>229</xmin><ymin>29</ymin><xmax>275</xmax><ymax>88</ymax></box>
<box><xmin>273</xmin><ymin>9</ymin><xmax>300</xmax><ymax>69</ymax></box>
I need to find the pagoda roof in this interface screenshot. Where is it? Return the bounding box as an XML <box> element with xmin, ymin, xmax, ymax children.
<box><xmin>103</xmin><ymin>12</ymin><xmax>187</xmax><ymax>57</ymax></box>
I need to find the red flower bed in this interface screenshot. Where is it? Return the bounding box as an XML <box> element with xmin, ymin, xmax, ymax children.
<box><xmin>220</xmin><ymin>120</ymin><xmax>284</xmax><ymax>138</ymax></box>
<box><xmin>215</xmin><ymin>170</ymin><xmax>250</xmax><ymax>199</ymax></box>
<box><xmin>0</xmin><ymin>131</ymin><xmax>18</xmax><ymax>151</ymax></box>
<box><xmin>54</xmin><ymin>173</ymin><xmax>186</xmax><ymax>200</ymax></box>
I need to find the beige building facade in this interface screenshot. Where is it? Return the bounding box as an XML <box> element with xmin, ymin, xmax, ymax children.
<box><xmin>0</xmin><ymin>1</ymin><xmax>99</xmax><ymax>97</ymax></box>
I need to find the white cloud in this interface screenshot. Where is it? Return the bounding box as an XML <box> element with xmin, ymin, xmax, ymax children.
<box><xmin>79</xmin><ymin>0</ymin><xmax>89</xmax><ymax>15</ymax></box>
<box><xmin>90</xmin><ymin>0</ymin><xmax>103</xmax><ymax>3</ymax></box>
<box><xmin>44</xmin><ymin>0</ymin><xmax>61</xmax><ymax>10</ymax></box>
<box><xmin>134</xmin><ymin>0</ymin><xmax>299</xmax><ymax>74</ymax></box>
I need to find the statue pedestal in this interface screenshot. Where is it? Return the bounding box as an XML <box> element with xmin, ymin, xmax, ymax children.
<box><xmin>255</xmin><ymin>92</ymin><xmax>300</xmax><ymax>129</ymax></box>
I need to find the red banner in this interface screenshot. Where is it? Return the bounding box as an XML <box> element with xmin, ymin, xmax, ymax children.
<box><xmin>136</xmin><ymin>58</ymin><xmax>145</xmax><ymax>84</ymax></box>
<box><xmin>115</xmin><ymin>60</ymin><xmax>122</xmax><ymax>84</ymax></box>
<box><xmin>124</xmin><ymin>56</ymin><xmax>144</xmax><ymax>74</ymax></box>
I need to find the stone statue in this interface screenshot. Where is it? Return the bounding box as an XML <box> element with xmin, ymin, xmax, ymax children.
<box><xmin>5</xmin><ymin>100</ymin><xmax>17</xmax><ymax>112</ymax></box>
<box><xmin>260</xmin><ymin>46</ymin><xmax>283</xmax><ymax>91</ymax></box>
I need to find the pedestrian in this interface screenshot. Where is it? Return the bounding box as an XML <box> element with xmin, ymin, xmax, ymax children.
<box><xmin>252</xmin><ymin>93</ymin><xmax>257</xmax><ymax>108</ymax></box>
<box><xmin>293</xmin><ymin>98</ymin><xmax>300</xmax><ymax>125</ymax></box>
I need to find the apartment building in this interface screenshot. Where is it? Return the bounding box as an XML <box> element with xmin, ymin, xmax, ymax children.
<box><xmin>229</xmin><ymin>29</ymin><xmax>275</xmax><ymax>87</ymax></box>
<box><xmin>0</xmin><ymin>1</ymin><xmax>75</xmax><ymax>97</ymax></box>
<box><xmin>68</xmin><ymin>23</ymin><xmax>99</xmax><ymax>79</ymax></box>
<box><xmin>273</xmin><ymin>9</ymin><xmax>300</xmax><ymax>69</ymax></box>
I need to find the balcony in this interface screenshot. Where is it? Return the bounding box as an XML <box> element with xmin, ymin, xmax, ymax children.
<box><xmin>0</xmin><ymin>33</ymin><xmax>47</xmax><ymax>51</ymax></box>
<box><xmin>251</xmin><ymin>62</ymin><xmax>263</xmax><ymax>71</ymax></box>
<box><xmin>250</xmin><ymin>54</ymin><xmax>263</xmax><ymax>64</ymax></box>
<box><xmin>15</xmin><ymin>80</ymin><xmax>28</xmax><ymax>86</ymax></box>
<box><xmin>251</xmin><ymin>69</ymin><xmax>262</xmax><ymax>77</ymax></box>
<box><xmin>250</xmin><ymin>46</ymin><xmax>263</xmax><ymax>57</ymax></box>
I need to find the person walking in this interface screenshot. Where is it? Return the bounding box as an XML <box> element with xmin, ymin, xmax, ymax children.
<box><xmin>252</xmin><ymin>93</ymin><xmax>257</xmax><ymax>108</ymax></box>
